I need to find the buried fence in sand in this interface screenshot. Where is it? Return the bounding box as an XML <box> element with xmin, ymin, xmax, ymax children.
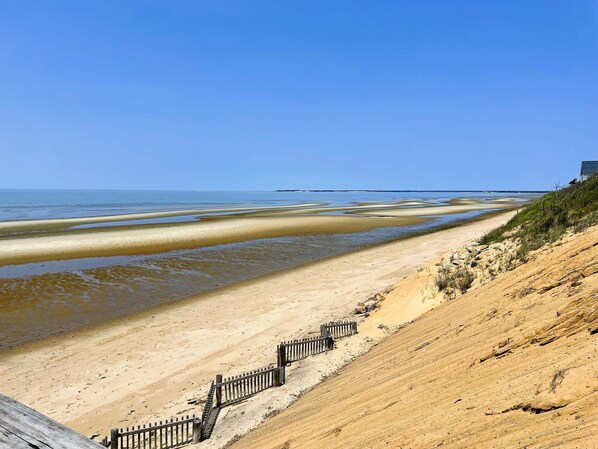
<box><xmin>102</xmin><ymin>320</ymin><xmax>357</xmax><ymax>449</ymax></box>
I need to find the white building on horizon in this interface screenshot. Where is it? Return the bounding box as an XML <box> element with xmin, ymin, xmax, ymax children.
<box><xmin>580</xmin><ymin>161</ymin><xmax>598</xmax><ymax>181</ymax></box>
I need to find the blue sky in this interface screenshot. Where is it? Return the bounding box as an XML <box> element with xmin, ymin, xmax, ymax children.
<box><xmin>0</xmin><ymin>1</ymin><xmax>596</xmax><ymax>190</ymax></box>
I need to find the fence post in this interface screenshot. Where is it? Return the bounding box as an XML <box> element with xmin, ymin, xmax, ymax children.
<box><xmin>192</xmin><ymin>417</ymin><xmax>202</xmax><ymax>443</ymax></box>
<box><xmin>352</xmin><ymin>321</ymin><xmax>358</xmax><ymax>334</ymax></box>
<box><xmin>110</xmin><ymin>428</ymin><xmax>119</xmax><ymax>449</ymax></box>
<box><xmin>277</xmin><ymin>343</ymin><xmax>286</xmax><ymax>367</ymax></box>
<box><xmin>320</xmin><ymin>324</ymin><xmax>327</xmax><ymax>337</ymax></box>
<box><xmin>326</xmin><ymin>335</ymin><xmax>335</xmax><ymax>351</ymax></box>
<box><xmin>215</xmin><ymin>374</ymin><xmax>223</xmax><ymax>407</ymax></box>
<box><xmin>273</xmin><ymin>366</ymin><xmax>281</xmax><ymax>387</ymax></box>
<box><xmin>279</xmin><ymin>365</ymin><xmax>285</xmax><ymax>385</ymax></box>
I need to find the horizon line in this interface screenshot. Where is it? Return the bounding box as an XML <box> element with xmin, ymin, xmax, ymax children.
<box><xmin>0</xmin><ymin>188</ymin><xmax>551</xmax><ymax>193</ymax></box>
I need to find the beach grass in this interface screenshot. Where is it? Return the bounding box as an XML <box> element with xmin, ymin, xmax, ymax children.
<box><xmin>481</xmin><ymin>174</ymin><xmax>598</xmax><ymax>259</ymax></box>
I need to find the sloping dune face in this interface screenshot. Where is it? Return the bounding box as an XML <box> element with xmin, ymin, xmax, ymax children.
<box><xmin>232</xmin><ymin>225</ymin><xmax>598</xmax><ymax>449</ymax></box>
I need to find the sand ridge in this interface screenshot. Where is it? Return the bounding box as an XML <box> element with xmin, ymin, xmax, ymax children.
<box><xmin>0</xmin><ymin>214</ymin><xmax>425</xmax><ymax>266</ymax></box>
<box><xmin>353</xmin><ymin>202</ymin><xmax>509</xmax><ymax>217</ymax></box>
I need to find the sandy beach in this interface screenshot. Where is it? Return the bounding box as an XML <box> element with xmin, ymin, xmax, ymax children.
<box><xmin>0</xmin><ymin>211</ymin><xmax>515</xmax><ymax>443</ymax></box>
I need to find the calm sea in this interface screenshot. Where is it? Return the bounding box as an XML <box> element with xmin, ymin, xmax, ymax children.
<box><xmin>0</xmin><ymin>189</ymin><xmax>531</xmax><ymax>221</ymax></box>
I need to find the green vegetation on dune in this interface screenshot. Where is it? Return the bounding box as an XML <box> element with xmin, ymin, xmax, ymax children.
<box><xmin>481</xmin><ymin>174</ymin><xmax>598</xmax><ymax>259</ymax></box>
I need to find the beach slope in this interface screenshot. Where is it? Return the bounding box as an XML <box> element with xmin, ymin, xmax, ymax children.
<box><xmin>232</xmin><ymin>224</ymin><xmax>598</xmax><ymax>449</ymax></box>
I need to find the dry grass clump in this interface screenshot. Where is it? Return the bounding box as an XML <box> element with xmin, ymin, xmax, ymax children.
<box><xmin>436</xmin><ymin>266</ymin><xmax>475</xmax><ymax>295</ymax></box>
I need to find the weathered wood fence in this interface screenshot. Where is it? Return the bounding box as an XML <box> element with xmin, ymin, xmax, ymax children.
<box><xmin>216</xmin><ymin>365</ymin><xmax>285</xmax><ymax>407</ymax></box>
<box><xmin>277</xmin><ymin>334</ymin><xmax>335</xmax><ymax>366</ymax></box>
<box><xmin>107</xmin><ymin>415</ymin><xmax>200</xmax><ymax>449</ymax></box>
<box><xmin>103</xmin><ymin>320</ymin><xmax>357</xmax><ymax>448</ymax></box>
<box><xmin>321</xmin><ymin>320</ymin><xmax>358</xmax><ymax>339</ymax></box>
<box><xmin>200</xmin><ymin>382</ymin><xmax>219</xmax><ymax>441</ymax></box>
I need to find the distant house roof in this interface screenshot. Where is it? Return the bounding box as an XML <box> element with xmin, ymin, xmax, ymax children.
<box><xmin>580</xmin><ymin>161</ymin><xmax>598</xmax><ymax>178</ymax></box>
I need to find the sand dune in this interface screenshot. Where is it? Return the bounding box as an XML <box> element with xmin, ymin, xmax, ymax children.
<box><xmin>232</xmin><ymin>225</ymin><xmax>598</xmax><ymax>449</ymax></box>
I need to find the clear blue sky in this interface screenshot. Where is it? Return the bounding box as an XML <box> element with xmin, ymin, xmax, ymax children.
<box><xmin>0</xmin><ymin>1</ymin><xmax>596</xmax><ymax>191</ymax></box>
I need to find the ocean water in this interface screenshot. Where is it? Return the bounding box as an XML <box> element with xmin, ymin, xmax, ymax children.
<box><xmin>0</xmin><ymin>189</ymin><xmax>539</xmax><ymax>350</ymax></box>
<box><xmin>0</xmin><ymin>189</ymin><xmax>532</xmax><ymax>221</ymax></box>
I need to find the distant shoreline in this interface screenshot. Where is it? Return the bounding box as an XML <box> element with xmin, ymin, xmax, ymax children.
<box><xmin>276</xmin><ymin>189</ymin><xmax>550</xmax><ymax>193</ymax></box>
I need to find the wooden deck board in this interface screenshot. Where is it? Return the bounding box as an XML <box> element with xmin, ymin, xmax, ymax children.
<box><xmin>0</xmin><ymin>392</ymin><xmax>103</xmax><ymax>449</ymax></box>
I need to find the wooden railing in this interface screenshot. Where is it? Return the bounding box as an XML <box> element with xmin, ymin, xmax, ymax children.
<box><xmin>107</xmin><ymin>415</ymin><xmax>199</xmax><ymax>449</ymax></box>
<box><xmin>215</xmin><ymin>365</ymin><xmax>285</xmax><ymax>408</ymax></box>
<box><xmin>321</xmin><ymin>321</ymin><xmax>358</xmax><ymax>339</ymax></box>
<box><xmin>277</xmin><ymin>335</ymin><xmax>335</xmax><ymax>366</ymax></box>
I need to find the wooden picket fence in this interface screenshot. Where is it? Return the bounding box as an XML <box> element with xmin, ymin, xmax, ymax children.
<box><xmin>200</xmin><ymin>382</ymin><xmax>219</xmax><ymax>441</ymax></box>
<box><xmin>200</xmin><ymin>382</ymin><xmax>220</xmax><ymax>441</ymax></box>
<box><xmin>215</xmin><ymin>365</ymin><xmax>285</xmax><ymax>407</ymax></box>
<box><xmin>103</xmin><ymin>320</ymin><xmax>357</xmax><ymax>448</ymax></box>
<box><xmin>320</xmin><ymin>320</ymin><xmax>358</xmax><ymax>339</ymax></box>
<box><xmin>277</xmin><ymin>334</ymin><xmax>335</xmax><ymax>366</ymax></box>
<box><xmin>106</xmin><ymin>415</ymin><xmax>200</xmax><ymax>449</ymax></box>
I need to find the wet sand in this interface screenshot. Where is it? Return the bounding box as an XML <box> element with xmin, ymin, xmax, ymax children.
<box><xmin>0</xmin><ymin>215</ymin><xmax>426</xmax><ymax>266</ymax></box>
<box><xmin>353</xmin><ymin>202</ymin><xmax>509</xmax><ymax>217</ymax></box>
<box><xmin>0</xmin><ymin>203</ymin><xmax>325</xmax><ymax>234</ymax></box>
<box><xmin>0</xmin><ymin>211</ymin><xmax>516</xmax><ymax>442</ymax></box>
<box><xmin>0</xmin><ymin>197</ymin><xmax>523</xmax><ymax>266</ymax></box>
